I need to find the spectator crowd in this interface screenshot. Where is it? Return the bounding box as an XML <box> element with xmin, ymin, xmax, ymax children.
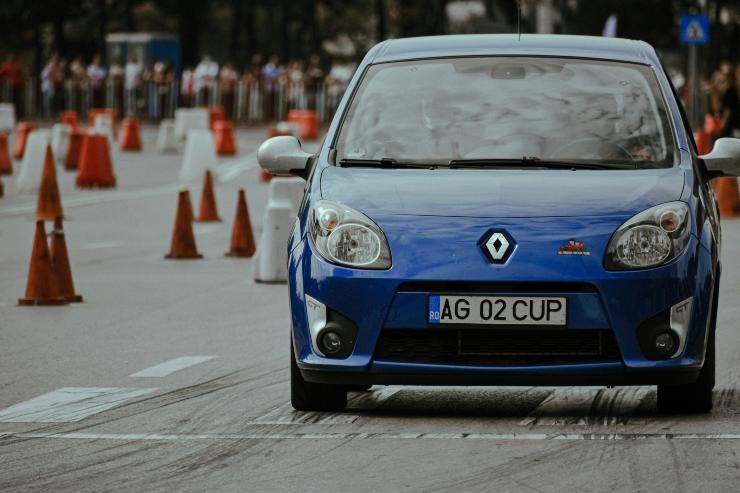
<box><xmin>0</xmin><ymin>52</ymin><xmax>357</xmax><ymax>123</ymax></box>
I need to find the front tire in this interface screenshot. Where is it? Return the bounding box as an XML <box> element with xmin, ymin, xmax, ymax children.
<box><xmin>290</xmin><ymin>340</ymin><xmax>347</xmax><ymax>411</ymax></box>
<box><xmin>657</xmin><ymin>295</ymin><xmax>716</xmax><ymax>414</ymax></box>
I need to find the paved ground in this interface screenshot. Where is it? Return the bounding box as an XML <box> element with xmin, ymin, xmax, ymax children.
<box><xmin>1</xmin><ymin>127</ymin><xmax>739</xmax><ymax>492</ymax></box>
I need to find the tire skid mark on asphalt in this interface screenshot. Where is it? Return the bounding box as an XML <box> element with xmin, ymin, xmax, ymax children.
<box><xmin>254</xmin><ymin>387</ymin><xmax>403</xmax><ymax>425</ymax></box>
<box><xmin>519</xmin><ymin>387</ymin><xmax>650</xmax><ymax>427</ymax></box>
<box><xmin>12</xmin><ymin>367</ymin><xmax>284</xmax><ymax>440</ymax></box>
<box><xmin>0</xmin><ymin>388</ymin><xmax>157</xmax><ymax>423</ymax></box>
<box><xmin>3</xmin><ymin>431</ymin><xmax>740</xmax><ymax>442</ymax></box>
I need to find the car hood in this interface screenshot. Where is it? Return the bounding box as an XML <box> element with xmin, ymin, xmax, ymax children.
<box><xmin>320</xmin><ymin>166</ymin><xmax>685</xmax><ymax>218</ymax></box>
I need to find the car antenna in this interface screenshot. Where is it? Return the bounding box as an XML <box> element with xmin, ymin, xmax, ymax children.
<box><xmin>517</xmin><ymin>0</ymin><xmax>522</xmax><ymax>41</ymax></box>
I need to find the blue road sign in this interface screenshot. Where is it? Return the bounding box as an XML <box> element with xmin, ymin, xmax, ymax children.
<box><xmin>681</xmin><ymin>15</ymin><xmax>710</xmax><ymax>45</ymax></box>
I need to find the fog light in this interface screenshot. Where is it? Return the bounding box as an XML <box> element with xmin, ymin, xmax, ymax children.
<box><xmin>654</xmin><ymin>332</ymin><xmax>677</xmax><ymax>355</ymax></box>
<box><xmin>320</xmin><ymin>331</ymin><xmax>343</xmax><ymax>355</ymax></box>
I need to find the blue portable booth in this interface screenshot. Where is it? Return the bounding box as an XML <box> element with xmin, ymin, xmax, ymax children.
<box><xmin>105</xmin><ymin>32</ymin><xmax>182</xmax><ymax>75</ymax></box>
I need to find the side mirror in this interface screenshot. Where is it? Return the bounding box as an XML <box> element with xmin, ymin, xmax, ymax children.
<box><xmin>701</xmin><ymin>138</ymin><xmax>740</xmax><ymax>178</ymax></box>
<box><xmin>257</xmin><ymin>136</ymin><xmax>313</xmax><ymax>178</ymax></box>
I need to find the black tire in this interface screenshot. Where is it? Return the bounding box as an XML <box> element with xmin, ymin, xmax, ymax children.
<box><xmin>344</xmin><ymin>384</ymin><xmax>372</xmax><ymax>392</ymax></box>
<box><xmin>657</xmin><ymin>290</ymin><xmax>717</xmax><ymax>414</ymax></box>
<box><xmin>290</xmin><ymin>340</ymin><xmax>347</xmax><ymax>411</ymax></box>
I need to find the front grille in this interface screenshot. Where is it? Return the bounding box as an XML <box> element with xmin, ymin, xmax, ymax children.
<box><xmin>374</xmin><ymin>329</ymin><xmax>622</xmax><ymax>366</ymax></box>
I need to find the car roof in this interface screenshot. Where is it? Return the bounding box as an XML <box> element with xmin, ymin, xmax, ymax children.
<box><xmin>369</xmin><ymin>34</ymin><xmax>659</xmax><ymax>66</ymax></box>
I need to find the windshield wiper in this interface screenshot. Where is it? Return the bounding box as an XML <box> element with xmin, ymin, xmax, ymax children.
<box><xmin>339</xmin><ymin>158</ymin><xmax>440</xmax><ymax>169</ymax></box>
<box><xmin>448</xmin><ymin>157</ymin><xmax>636</xmax><ymax>170</ymax></box>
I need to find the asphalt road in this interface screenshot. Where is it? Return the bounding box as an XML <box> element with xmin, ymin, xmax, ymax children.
<box><xmin>1</xmin><ymin>127</ymin><xmax>739</xmax><ymax>492</ymax></box>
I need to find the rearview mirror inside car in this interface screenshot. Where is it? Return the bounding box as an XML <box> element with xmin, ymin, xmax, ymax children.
<box><xmin>257</xmin><ymin>136</ymin><xmax>313</xmax><ymax>179</ymax></box>
<box><xmin>701</xmin><ymin>138</ymin><xmax>740</xmax><ymax>178</ymax></box>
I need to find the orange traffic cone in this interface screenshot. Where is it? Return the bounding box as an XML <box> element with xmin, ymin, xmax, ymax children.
<box><xmin>225</xmin><ymin>189</ymin><xmax>256</xmax><ymax>257</ymax></box>
<box><xmin>695</xmin><ymin>130</ymin><xmax>712</xmax><ymax>155</ymax></box>
<box><xmin>214</xmin><ymin>121</ymin><xmax>236</xmax><ymax>155</ymax></box>
<box><xmin>287</xmin><ymin>110</ymin><xmax>319</xmax><ymax>140</ymax></box>
<box><xmin>62</xmin><ymin>110</ymin><xmax>78</xmax><ymax>130</ymax></box>
<box><xmin>714</xmin><ymin>178</ymin><xmax>740</xmax><ymax>218</ymax></box>
<box><xmin>50</xmin><ymin>216</ymin><xmax>83</xmax><ymax>302</ymax></box>
<box><xmin>165</xmin><ymin>190</ymin><xmax>203</xmax><ymax>259</ymax></box>
<box><xmin>196</xmin><ymin>170</ymin><xmax>221</xmax><ymax>222</ymax></box>
<box><xmin>120</xmin><ymin>118</ymin><xmax>142</xmax><ymax>151</ymax></box>
<box><xmin>208</xmin><ymin>106</ymin><xmax>225</xmax><ymax>130</ymax></box>
<box><xmin>0</xmin><ymin>132</ymin><xmax>11</xmax><ymax>174</ymax></box>
<box><xmin>87</xmin><ymin>108</ymin><xmax>117</xmax><ymax>135</ymax></box>
<box><xmin>65</xmin><ymin>129</ymin><xmax>84</xmax><ymax>170</ymax></box>
<box><xmin>76</xmin><ymin>133</ymin><xmax>116</xmax><ymax>188</ymax></box>
<box><xmin>13</xmin><ymin>122</ymin><xmax>37</xmax><ymax>160</ymax></box>
<box><xmin>18</xmin><ymin>220</ymin><xmax>68</xmax><ymax>305</ymax></box>
<box><xmin>36</xmin><ymin>145</ymin><xmax>64</xmax><ymax>220</ymax></box>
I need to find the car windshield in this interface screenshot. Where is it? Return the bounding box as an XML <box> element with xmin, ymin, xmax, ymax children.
<box><xmin>335</xmin><ymin>57</ymin><xmax>677</xmax><ymax>168</ymax></box>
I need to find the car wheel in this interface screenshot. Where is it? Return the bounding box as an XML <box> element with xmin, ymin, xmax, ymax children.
<box><xmin>290</xmin><ymin>340</ymin><xmax>347</xmax><ymax>412</ymax></box>
<box><xmin>657</xmin><ymin>290</ymin><xmax>717</xmax><ymax>414</ymax></box>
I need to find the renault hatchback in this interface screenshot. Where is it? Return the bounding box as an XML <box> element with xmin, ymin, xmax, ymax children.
<box><xmin>258</xmin><ymin>35</ymin><xmax>740</xmax><ymax>414</ymax></box>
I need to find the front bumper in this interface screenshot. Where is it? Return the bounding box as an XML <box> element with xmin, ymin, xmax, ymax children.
<box><xmin>289</xmin><ymin>214</ymin><xmax>714</xmax><ymax>386</ymax></box>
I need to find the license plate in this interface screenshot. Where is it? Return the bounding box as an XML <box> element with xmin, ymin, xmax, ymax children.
<box><xmin>428</xmin><ymin>295</ymin><xmax>567</xmax><ymax>326</ymax></box>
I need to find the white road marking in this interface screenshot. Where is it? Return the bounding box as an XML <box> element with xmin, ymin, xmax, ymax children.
<box><xmin>214</xmin><ymin>153</ymin><xmax>258</xmax><ymax>183</ymax></box>
<box><xmin>129</xmin><ymin>356</ymin><xmax>216</xmax><ymax>378</ymax></box>
<box><xmin>0</xmin><ymin>184</ymin><xmax>183</xmax><ymax>218</ymax></box>
<box><xmin>81</xmin><ymin>241</ymin><xmax>126</xmax><ymax>249</ymax></box>
<box><xmin>519</xmin><ymin>387</ymin><xmax>650</xmax><ymax>426</ymax></box>
<box><xmin>255</xmin><ymin>387</ymin><xmax>402</xmax><ymax>425</ymax></box>
<box><xmin>2</xmin><ymin>431</ymin><xmax>739</xmax><ymax>442</ymax></box>
<box><xmin>0</xmin><ymin>387</ymin><xmax>155</xmax><ymax>423</ymax></box>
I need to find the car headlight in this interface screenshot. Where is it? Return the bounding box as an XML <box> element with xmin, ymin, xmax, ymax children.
<box><xmin>604</xmin><ymin>201</ymin><xmax>691</xmax><ymax>270</ymax></box>
<box><xmin>309</xmin><ymin>200</ymin><xmax>392</xmax><ymax>269</ymax></box>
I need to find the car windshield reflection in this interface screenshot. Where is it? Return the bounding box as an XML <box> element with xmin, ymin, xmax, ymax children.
<box><xmin>335</xmin><ymin>57</ymin><xmax>677</xmax><ymax>168</ymax></box>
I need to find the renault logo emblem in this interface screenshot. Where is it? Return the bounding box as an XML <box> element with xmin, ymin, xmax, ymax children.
<box><xmin>481</xmin><ymin>231</ymin><xmax>514</xmax><ymax>263</ymax></box>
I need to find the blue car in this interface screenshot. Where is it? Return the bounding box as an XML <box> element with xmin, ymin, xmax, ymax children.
<box><xmin>258</xmin><ymin>35</ymin><xmax>740</xmax><ymax>414</ymax></box>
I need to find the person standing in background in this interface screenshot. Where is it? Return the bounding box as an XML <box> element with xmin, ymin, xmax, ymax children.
<box><xmin>181</xmin><ymin>66</ymin><xmax>195</xmax><ymax>107</ymax></box>
<box><xmin>305</xmin><ymin>54</ymin><xmax>324</xmax><ymax>111</ymax></box>
<box><xmin>219</xmin><ymin>62</ymin><xmax>238</xmax><ymax>119</ymax></box>
<box><xmin>261</xmin><ymin>55</ymin><xmax>281</xmax><ymax>121</ymax></box>
<box><xmin>715</xmin><ymin>65</ymin><xmax>739</xmax><ymax>138</ymax></box>
<box><xmin>41</xmin><ymin>54</ymin><xmax>61</xmax><ymax>118</ymax></box>
<box><xmin>194</xmin><ymin>55</ymin><xmax>218</xmax><ymax>106</ymax></box>
<box><xmin>286</xmin><ymin>60</ymin><xmax>305</xmax><ymax>110</ymax></box>
<box><xmin>109</xmin><ymin>58</ymin><xmax>124</xmax><ymax>115</ymax></box>
<box><xmin>153</xmin><ymin>60</ymin><xmax>174</xmax><ymax>119</ymax></box>
<box><xmin>241</xmin><ymin>54</ymin><xmax>263</xmax><ymax>120</ymax></box>
<box><xmin>124</xmin><ymin>55</ymin><xmax>143</xmax><ymax>117</ymax></box>
<box><xmin>68</xmin><ymin>57</ymin><xmax>86</xmax><ymax>115</ymax></box>
<box><xmin>0</xmin><ymin>54</ymin><xmax>24</xmax><ymax>117</ymax></box>
<box><xmin>87</xmin><ymin>54</ymin><xmax>107</xmax><ymax>108</ymax></box>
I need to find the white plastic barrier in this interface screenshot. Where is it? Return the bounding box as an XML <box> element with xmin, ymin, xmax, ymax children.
<box><xmin>174</xmin><ymin>108</ymin><xmax>209</xmax><ymax>140</ymax></box>
<box><xmin>16</xmin><ymin>130</ymin><xmax>51</xmax><ymax>193</ymax></box>
<box><xmin>179</xmin><ymin>129</ymin><xmax>217</xmax><ymax>182</ymax></box>
<box><xmin>93</xmin><ymin>114</ymin><xmax>115</xmax><ymax>146</ymax></box>
<box><xmin>51</xmin><ymin>123</ymin><xmax>72</xmax><ymax>164</ymax></box>
<box><xmin>0</xmin><ymin>103</ymin><xmax>15</xmax><ymax>134</ymax></box>
<box><xmin>157</xmin><ymin>119</ymin><xmax>177</xmax><ymax>153</ymax></box>
<box><xmin>253</xmin><ymin>177</ymin><xmax>305</xmax><ymax>283</ymax></box>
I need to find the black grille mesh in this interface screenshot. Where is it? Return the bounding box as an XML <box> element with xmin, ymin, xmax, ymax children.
<box><xmin>374</xmin><ymin>329</ymin><xmax>622</xmax><ymax>366</ymax></box>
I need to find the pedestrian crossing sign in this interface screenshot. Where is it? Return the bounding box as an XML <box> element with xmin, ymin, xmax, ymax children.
<box><xmin>680</xmin><ymin>15</ymin><xmax>710</xmax><ymax>45</ymax></box>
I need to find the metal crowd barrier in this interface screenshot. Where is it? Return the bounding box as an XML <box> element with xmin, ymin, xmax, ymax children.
<box><xmin>1</xmin><ymin>78</ymin><xmax>346</xmax><ymax>124</ymax></box>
